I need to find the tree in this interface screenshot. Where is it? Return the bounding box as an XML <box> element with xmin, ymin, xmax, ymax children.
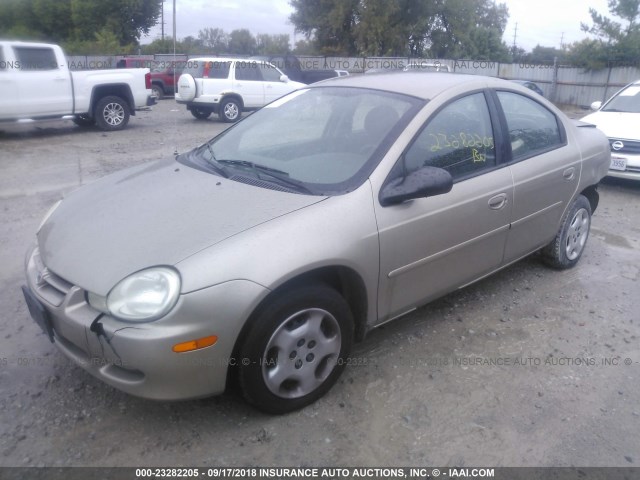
<box><xmin>255</xmin><ymin>34</ymin><xmax>291</xmax><ymax>55</ymax></box>
<box><xmin>293</xmin><ymin>38</ymin><xmax>319</xmax><ymax>55</ymax></box>
<box><xmin>228</xmin><ymin>29</ymin><xmax>257</xmax><ymax>55</ymax></box>
<box><xmin>427</xmin><ymin>0</ymin><xmax>510</xmax><ymax>60</ymax></box>
<box><xmin>289</xmin><ymin>0</ymin><xmax>511</xmax><ymax>59</ymax></box>
<box><xmin>290</xmin><ymin>0</ymin><xmax>359</xmax><ymax>55</ymax></box>
<box><xmin>566</xmin><ymin>39</ymin><xmax>608</xmax><ymax>69</ymax></box>
<box><xmin>0</xmin><ymin>0</ymin><xmax>161</xmax><ymax>50</ymax></box>
<box><xmin>582</xmin><ymin>0</ymin><xmax>640</xmax><ymax>42</ymax></box>
<box><xmin>181</xmin><ymin>36</ymin><xmax>206</xmax><ymax>55</ymax></box>
<box><xmin>198</xmin><ymin>27</ymin><xmax>229</xmax><ymax>54</ymax></box>
<box><xmin>509</xmin><ymin>45</ymin><xmax>527</xmax><ymax>62</ymax></box>
<box><xmin>523</xmin><ymin>45</ymin><xmax>566</xmax><ymax>64</ymax></box>
<box><xmin>354</xmin><ymin>0</ymin><xmax>435</xmax><ymax>56</ymax></box>
<box><xmin>576</xmin><ymin>0</ymin><xmax>640</xmax><ymax>68</ymax></box>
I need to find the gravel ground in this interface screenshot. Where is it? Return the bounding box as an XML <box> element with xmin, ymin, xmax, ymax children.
<box><xmin>0</xmin><ymin>99</ymin><xmax>639</xmax><ymax>468</ymax></box>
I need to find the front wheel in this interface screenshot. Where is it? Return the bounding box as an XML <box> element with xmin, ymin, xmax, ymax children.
<box><xmin>239</xmin><ymin>285</ymin><xmax>354</xmax><ymax>414</ymax></box>
<box><xmin>94</xmin><ymin>95</ymin><xmax>130</xmax><ymax>131</ymax></box>
<box><xmin>542</xmin><ymin>194</ymin><xmax>592</xmax><ymax>269</ymax></box>
<box><xmin>218</xmin><ymin>98</ymin><xmax>241</xmax><ymax>123</ymax></box>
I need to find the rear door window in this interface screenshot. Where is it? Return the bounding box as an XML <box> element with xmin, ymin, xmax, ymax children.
<box><xmin>496</xmin><ymin>91</ymin><xmax>564</xmax><ymax>160</ymax></box>
<box><xmin>13</xmin><ymin>47</ymin><xmax>58</xmax><ymax>71</ymax></box>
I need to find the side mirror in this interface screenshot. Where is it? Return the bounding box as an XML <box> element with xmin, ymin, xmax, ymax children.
<box><xmin>280</xmin><ymin>74</ymin><xmax>289</xmax><ymax>83</ymax></box>
<box><xmin>380</xmin><ymin>166</ymin><xmax>453</xmax><ymax>206</ymax></box>
<box><xmin>590</xmin><ymin>101</ymin><xmax>602</xmax><ymax>111</ymax></box>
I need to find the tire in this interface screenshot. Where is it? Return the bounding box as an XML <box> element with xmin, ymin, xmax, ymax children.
<box><xmin>218</xmin><ymin>98</ymin><xmax>241</xmax><ymax>123</ymax></box>
<box><xmin>151</xmin><ymin>84</ymin><xmax>164</xmax><ymax>100</ymax></box>
<box><xmin>190</xmin><ymin>107</ymin><xmax>212</xmax><ymax>120</ymax></box>
<box><xmin>542</xmin><ymin>194</ymin><xmax>592</xmax><ymax>269</ymax></box>
<box><xmin>177</xmin><ymin>73</ymin><xmax>196</xmax><ymax>102</ymax></box>
<box><xmin>94</xmin><ymin>96</ymin><xmax>130</xmax><ymax>131</ymax></box>
<box><xmin>72</xmin><ymin>114</ymin><xmax>95</xmax><ymax>127</ymax></box>
<box><xmin>239</xmin><ymin>284</ymin><xmax>354</xmax><ymax>414</ymax></box>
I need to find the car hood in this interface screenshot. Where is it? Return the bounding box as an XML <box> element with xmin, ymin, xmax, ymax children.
<box><xmin>580</xmin><ymin>111</ymin><xmax>640</xmax><ymax>140</ymax></box>
<box><xmin>37</xmin><ymin>157</ymin><xmax>325</xmax><ymax>295</ymax></box>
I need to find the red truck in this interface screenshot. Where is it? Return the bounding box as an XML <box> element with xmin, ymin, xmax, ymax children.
<box><xmin>116</xmin><ymin>58</ymin><xmax>183</xmax><ymax>99</ymax></box>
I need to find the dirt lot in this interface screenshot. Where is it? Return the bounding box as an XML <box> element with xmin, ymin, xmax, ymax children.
<box><xmin>0</xmin><ymin>100</ymin><xmax>639</xmax><ymax>468</ymax></box>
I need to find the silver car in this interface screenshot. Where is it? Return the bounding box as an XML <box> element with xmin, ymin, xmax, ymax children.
<box><xmin>23</xmin><ymin>73</ymin><xmax>610</xmax><ymax>413</ymax></box>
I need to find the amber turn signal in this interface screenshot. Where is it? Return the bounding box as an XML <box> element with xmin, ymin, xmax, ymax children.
<box><xmin>172</xmin><ymin>335</ymin><xmax>218</xmax><ymax>353</ymax></box>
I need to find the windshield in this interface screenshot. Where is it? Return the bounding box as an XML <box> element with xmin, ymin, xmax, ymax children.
<box><xmin>193</xmin><ymin>87</ymin><xmax>424</xmax><ymax>195</ymax></box>
<box><xmin>603</xmin><ymin>84</ymin><xmax>640</xmax><ymax>113</ymax></box>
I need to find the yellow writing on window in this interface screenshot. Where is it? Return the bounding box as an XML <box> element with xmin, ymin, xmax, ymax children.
<box><xmin>429</xmin><ymin>132</ymin><xmax>494</xmax><ymax>152</ymax></box>
<box><xmin>472</xmin><ymin>148</ymin><xmax>486</xmax><ymax>162</ymax></box>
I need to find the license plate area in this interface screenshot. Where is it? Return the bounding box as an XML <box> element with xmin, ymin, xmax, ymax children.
<box><xmin>22</xmin><ymin>285</ymin><xmax>54</xmax><ymax>343</ymax></box>
<box><xmin>610</xmin><ymin>156</ymin><xmax>627</xmax><ymax>171</ymax></box>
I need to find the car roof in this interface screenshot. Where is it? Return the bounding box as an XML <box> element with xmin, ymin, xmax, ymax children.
<box><xmin>310</xmin><ymin>72</ymin><xmax>510</xmax><ymax>101</ymax></box>
<box><xmin>0</xmin><ymin>40</ymin><xmax>60</xmax><ymax>48</ymax></box>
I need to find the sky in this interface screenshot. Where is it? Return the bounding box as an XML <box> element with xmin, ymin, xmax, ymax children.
<box><xmin>144</xmin><ymin>0</ymin><xmax>614</xmax><ymax>52</ymax></box>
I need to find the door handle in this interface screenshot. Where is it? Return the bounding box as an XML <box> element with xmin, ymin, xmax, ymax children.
<box><xmin>488</xmin><ymin>193</ymin><xmax>507</xmax><ymax>210</ymax></box>
<box><xmin>563</xmin><ymin>167</ymin><xmax>576</xmax><ymax>181</ymax></box>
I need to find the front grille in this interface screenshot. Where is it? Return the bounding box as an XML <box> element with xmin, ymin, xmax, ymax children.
<box><xmin>609</xmin><ymin>138</ymin><xmax>640</xmax><ymax>155</ymax></box>
<box><xmin>32</xmin><ymin>250</ymin><xmax>72</xmax><ymax>306</ymax></box>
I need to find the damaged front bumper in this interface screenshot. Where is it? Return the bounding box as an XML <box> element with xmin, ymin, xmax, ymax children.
<box><xmin>23</xmin><ymin>244</ymin><xmax>267</xmax><ymax>401</ymax></box>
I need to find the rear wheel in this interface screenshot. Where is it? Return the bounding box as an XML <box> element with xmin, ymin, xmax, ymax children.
<box><xmin>151</xmin><ymin>84</ymin><xmax>164</xmax><ymax>100</ymax></box>
<box><xmin>218</xmin><ymin>98</ymin><xmax>241</xmax><ymax>123</ymax></box>
<box><xmin>190</xmin><ymin>107</ymin><xmax>212</xmax><ymax>120</ymax></box>
<box><xmin>239</xmin><ymin>284</ymin><xmax>353</xmax><ymax>414</ymax></box>
<box><xmin>542</xmin><ymin>194</ymin><xmax>592</xmax><ymax>269</ymax></box>
<box><xmin>94</xmin><ymin>95</ymin><xmax>130</xmax><ymax>131</ymax></box>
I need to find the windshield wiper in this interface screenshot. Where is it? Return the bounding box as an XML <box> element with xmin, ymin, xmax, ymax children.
<box><xmin>217</xmin><ymin>159</ymin><xmax>313</xmax><ymax>194</ymax></box>
<box><xmin>196</xmin><ymin>143</ymin><xmax>229</xmax><ymax>178</ymax></box>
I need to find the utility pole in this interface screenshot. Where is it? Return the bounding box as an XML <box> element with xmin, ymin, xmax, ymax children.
<box><xmin>161</xmin><ymin>0</ymin><xmax>165</xmax><ymax>42</ymax></box>
<box><xmin>512</xmin><ymin>22</ymin><xmax>518</xmax><ymax>50</ymax></box>
<box><xmin>560</xmin><ymin>32</ymin><xmax>564</xmax><ymax>48</ymax></box>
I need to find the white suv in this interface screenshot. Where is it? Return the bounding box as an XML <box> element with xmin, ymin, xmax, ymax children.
<box><xmin>175</xmin><ymin>58</ymin><xmax>306</xmax><ymax>122</ymax></box>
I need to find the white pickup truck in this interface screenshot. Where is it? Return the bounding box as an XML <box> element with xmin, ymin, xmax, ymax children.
<box><xmin>0</xmin><ymin>41</ymin><xmax>156</xmax><ymax>131</ymax></box>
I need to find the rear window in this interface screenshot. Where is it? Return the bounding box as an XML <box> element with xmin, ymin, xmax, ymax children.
<box><xmin>13</xmin><ymin>47</ymin><xmax>58</xmax><ymax>71</ymax></box>
<box><xmin>182</xmin><ymin>60</ymin><xmax>230</xmax><ymax>79</ymax></box>
<box><xmin>117</xmin><ymin>58</ymin><xmax>154</xmax><ymax>69</ymax></box>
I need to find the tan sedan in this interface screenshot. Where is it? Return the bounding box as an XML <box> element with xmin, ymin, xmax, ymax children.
<box><xmin>23</xmin><ymin>73</ymin><xmax>610</xmax><ymax>413</ymax></box>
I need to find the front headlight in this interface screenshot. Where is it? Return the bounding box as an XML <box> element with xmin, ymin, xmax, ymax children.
<box><xmin>90</xmin><ymin>267</ymin><xmax>181</xmax><ymax>322</ymax></box>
